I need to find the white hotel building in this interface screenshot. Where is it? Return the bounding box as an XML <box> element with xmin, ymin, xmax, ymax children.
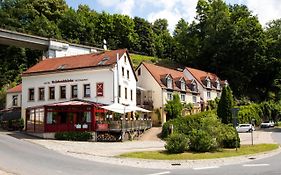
<box><xmin>17</xmin><ymin>49</ymin><xmax>145</xmax><ymax>136</ymax></box>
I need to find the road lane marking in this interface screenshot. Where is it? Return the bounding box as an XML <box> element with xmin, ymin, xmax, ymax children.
<box><xmin>243</xmin><ymin>164</ymin><xmax>270</xmax><ymax>167</ymax></box>
<box><xmin>193</xmin><ymin>166</ymin><xmax>220</xmax><ymax>170</ymax></box>
<box><xmin>145</xmin><ymin>171</ymin><xmax>171</xmax><ymax>175</ymax></box>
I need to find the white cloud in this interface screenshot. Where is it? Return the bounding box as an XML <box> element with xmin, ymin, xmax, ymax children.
<box><xmin>96</xmin><ymin>0</ymin><xmax>135</xmax><ymax>16</ymax></box>
<box><xmin>145</xmin><ymin>0</ymin><xmax>197</xmax><ymax>33</ymax></box>
<box><xmin>245</xmin><ymin>0</ymin><xmax>281</xmax><ymax>26</ymax></box>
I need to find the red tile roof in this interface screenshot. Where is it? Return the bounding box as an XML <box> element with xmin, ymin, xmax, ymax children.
<box><xmin>7</xmin><ymin>84</ymin><xmax>22</xmax><ymax>93</ymax></box>
<box><xmin>23</xmin><ymin>49</ymin><xmax>128</xmax><ymax>75</ymax></box>
<box><xmin>142</xmin><ymin>62</ymin><xmax>196</xmax><ymax>93</ymax></box>
<box><xmin>185</xmin><ymin>67</ymin><xmax>223</xmax><ymax>90</ymax></box>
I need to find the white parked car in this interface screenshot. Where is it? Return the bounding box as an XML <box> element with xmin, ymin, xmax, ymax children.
<box><xmin>236</xmin><ymin>124</ymin><xmax>255</xmax><ymax>133</ymax></box>
<box><xmin>260</xmin><ymin>121</ymin><xmax>274</xmax><ymax>128</ymax></box>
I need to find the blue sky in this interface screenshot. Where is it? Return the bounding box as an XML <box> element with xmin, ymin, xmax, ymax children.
<box><xmin>65</xmin><ymin>0</ymin><xmax>281</xmax><ymax>32</ymax></box>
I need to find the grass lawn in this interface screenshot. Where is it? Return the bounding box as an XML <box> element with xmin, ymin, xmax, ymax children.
<box><xmin>118</xmin><ymin>144</ymin><xmax>279</xmax><ymax>160</ymax></box>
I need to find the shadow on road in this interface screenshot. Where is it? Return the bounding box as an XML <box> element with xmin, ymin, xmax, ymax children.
<box><xmin>0</xmin><ymin>129</ymin><xmax>42</xmax><ymax>140</ymax></box>
<box><xmin>258</xmin><ymin>127</ymin><xmax>281</xmax><ymax>133</ymax></box>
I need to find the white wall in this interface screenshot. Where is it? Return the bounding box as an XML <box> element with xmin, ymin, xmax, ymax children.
<box><xmin>136</xmin><ymin>64</ymin><xmax>163</xmax><ymax>109</ymax></box>
<box><xmin>47</xmin><ymin>41</ymin><xmax>97</xmax><ymax>58</ymax></box>
<box><xmin>6</xmin><ymin>92</ymin><xmax>21</xmax><ymax>109</ymax></box>
<box><xmin>116</xmin><ymin>53</ymin><xmax>137</xmax><ymax>106</ymax></box>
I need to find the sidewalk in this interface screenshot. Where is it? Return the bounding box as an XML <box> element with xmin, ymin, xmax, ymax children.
<box><xmin>18</xmin><ymin>130</ymin><xmax>278</xmax><ymax>169</ymax></box>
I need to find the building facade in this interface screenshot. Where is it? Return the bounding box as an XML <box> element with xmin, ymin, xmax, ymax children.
<box><xmin>6</xmin><ymin>84</ymin><xmax>22</xmax><ymax>109</ymax></box>
<box><xmin>20</xmin><ymin>49</ymin><xmax>139</xmax><ymax>136</ymax></box>
<box><xmin>183</xmin><ymin>67</ymin><xmax>228</xmax><ymax>108</ymax></box>
<box><xmin>136</xmin><ymin>62</ymin><xmax>201</xmax><ymax>125</ymax></box>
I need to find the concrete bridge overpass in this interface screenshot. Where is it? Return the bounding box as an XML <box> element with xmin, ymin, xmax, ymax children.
<box><xmin>0</xmin><ymin>28</ymin><xmax>103</xmax><ymax>58</ymax></box>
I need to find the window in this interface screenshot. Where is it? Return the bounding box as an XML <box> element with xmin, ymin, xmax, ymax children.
<box><xmin>127</xmin><ymin>70</ymin><xmax>130</xmax><ymax>79</ymax></box>
<box><xmin>181</xmin><ymin>94</ymin><xmax>185</xmax><ymax>101</ymax></box>
<box><xmin>167</xmin><ymin>92</ymin><xmax>172</xmax><ymax>101</ymax></box>
<box><xmin>84</xmin><ymin>84</ymin><xmax>90</xmax><ymax>97</ymax></box>
<box><xmin>137</xmin><ymin>68</ymin><xmax>141</xmax><ymax>76</ymax></box>
<box><xmin>60</xmin><ymin>86</ymin><xmax>66</xmax><ymax>99</ymax></box>
<box><xmin>124</xmin><ymin>55</ymin><xmax>127</xmax><ymax>63</ymax></box>
<box><xmin>181</xmin><ymin>81</ymin><xmax>185</xmax><ymax>91</ymax></box>
<box><xmin>130</xmin><ymin>89</ymin><xmax>133</xmax><ymax>101</ymax></box>
<box><xmin>122</xmin><ymin>67</ymin><xmax>124</xmax><ymax>76</ymax></box>
<box><xmin>49</xmin><ymin>87</ymin><xmax>55</xmax><ymax>100</ymax></box>
<box><xmin>193</xmin><ymin>95</ymin><xmax>197</xmax><ymax>103</ymax></box>
<box><xmin>28</xmin><ymin>88</ymin><xmax>34</xmax><ymax>101</ymax></box>
<box><xmin>217</xmin><ymin>82</ymin><xmax>220</xmax><ymax>90</ymax></box>
<box><xmin>167</xmin><ymin>77</ymin><xmax>172</xmax><ymax>89</ymax></box>
<box><xmin>207</xmin><ymin>91</ymin><xmax>211</xmax><ymax>99</ymax></box>
<box><xmin>38</xmin><ymin>87</ymin><xmax>45</xmax><ymax>101</ymax></box>
<box><xmin>217</xmin><ymin>92</ymin><xmax>221</xmax><ymax>98</ymax></box>
<box><xmin>118</xmin><ymin>85</ymin><xmax>121</xmax><ymax>98</ymax></box>
<box><xmin>206</xmin><ymin>79</ymin><xmax>211</xmax><ymax>88</ymax></box>
<box><xmin>125</xmin><ymin>87</ymin><xmax>127</xmax><ymax>99</ymax></box>
<box><xmin>71</xmin><ymin>85</ymin><xmax>78</xmax><ymax>98</ymax></box>
<box><xmin>12</xmin><ymin>95</ymin><xmax>18</xmax><ymax>106</ymax></box>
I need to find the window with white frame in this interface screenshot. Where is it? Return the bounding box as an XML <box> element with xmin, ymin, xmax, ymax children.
<box><xmin>167</xmin><ymin>77</ymin><xmax>172</xmax><ymax>89</ymax></box>
<box><xmin>206</xmin><ymin>79</ymin><xmax>211</xmax><ymax>88</ymax></box>
<box><xmin>28</xmin><ymin>88</ymin><xmax>34</xmax><ymax>101</ymax></box>
<box><xmin>167</xmin><ymin>92</ymin><xmax>173</xmax><ymax>101</ymax></box>
<box><xmin>217</xmin><ymin>81</ymin><xmax>220</xmax><ymax>90</ymax></box>
<box><xmin>12</xmin><ymin>95</ymin><xmax>18</xmax><ymax>106</ymax></box>
<box><xmin>84</xmin><ymin>84</ymin><xmax>90</xmax><ymax>97</ymax></box>
<box><xmin>181</xmin><ymin>94</ymin><xmax>185</xmax><ymax>101</ymax></box>
<box><xmin>193</xmin><ymin>95</ymin><xmax>197</xmax><ymax>103</ymax></box>
<box><xmin>207</xmin><ymin>91</ymin><xmax>211</xmax><ymax>99</ymax></box>
<box><xmin>181</xmin><ymin>80</ymin><xmax>185</xmax><ymax>91</ymax></box>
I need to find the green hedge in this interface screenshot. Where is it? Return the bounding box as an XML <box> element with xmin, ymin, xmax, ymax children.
<box><xmin>55</xmin><ymin>131</ymin><xmax>93</xmax><ymax>141</ymax></box>
<box><xmin>165</xmin><ymin>133</ymin><xmax>189</xmax><ymax>154</ymax></box>
<box><xmin>162</xmin><ymin>110</ymin><xmax>240</xmax><ymax>152</ymax></box>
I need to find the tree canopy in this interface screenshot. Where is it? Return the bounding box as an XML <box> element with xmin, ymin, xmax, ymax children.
<box><xmin>1</xmin><ymin>0</ymin><xmax>281</xmax><ymax>109</ymax></box>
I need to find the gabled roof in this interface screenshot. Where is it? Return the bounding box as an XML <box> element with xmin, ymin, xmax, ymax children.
<box><xmin>141</xmin><ymin>62</ymin><xmax>196</xmax><ymax>93</ymax></box>
<box><xmin>185</xmin><ymin>67</ymin><xmax>224</xmax><ymax>90</ymax></box>
<box><xmin>23</xmin><ymin>49</ymin><xmax>128</xmax><ymax>75</ymax></box>
<box><xmin>7</xmin><ymin>84</ymin><xmax>22</xmax><ymax>93</ymax></box>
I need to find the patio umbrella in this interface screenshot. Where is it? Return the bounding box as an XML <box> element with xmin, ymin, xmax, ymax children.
<box><xmin>101</xmin><ymin>103</ymin><xmax>134</xmax><ymax>114</ymax></box>
<box><xmin>127</xmin><ymin>105</ymin><xmax>151</xmax><ymax>113</ymax></box>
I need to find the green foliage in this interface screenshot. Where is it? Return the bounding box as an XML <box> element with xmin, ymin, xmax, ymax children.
<box><xmin>217</xmin><ymin>86</ymin><xmax>234</xmax><ymax>124</ymax></box>
<box><xmin>189</xmin><ymin>129</ymin><xmax>218</xmax><ymax>152</ymax></box>
<box><xmin>165</xmin><ymin>133</ymin><xmax>189</xmax><ymax>154</ymax></box>
<box><xmin>218</xmin><ymin>124</ymin><xmax>240</xmax><ymax>148</ymax></box>
<box><xmin>238</xmin><ymin>103</ymin><xmax>262</xmax><ymax>125</ymax></box>
<box><xmin>162</xmin><ymin>110</ymin><xmax>240</xmax><ymax>152</ymax></box>
<box><xmin>164</xmin><ymin>94</ymin><xmax>183</xmax><ymax>120</ymax></box>
<box><xmin>55</xmin><ymin>131</ymin><xmax>93</xmax><ymax>141</ymax></box>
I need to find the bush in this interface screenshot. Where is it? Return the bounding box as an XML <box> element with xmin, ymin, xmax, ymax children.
<box><xmin>218</xmin><ymin>124</ymin><xmax>240</xmax><ymax>148</ymax></box>
<box><xmin>189</xmin><ymin>130</ymin><xmax>218</xmax><ymax>152</ymax></box>
<box><xmin>238</xmin><ymin>103</ymin><xmax>262</xmax><ymax>125</ymax></box>
<box><xmin>55</xmin><ymin>131</ymin><xmax>93</xmax><ymax>141</ymax></box>
<box><xmin>165</xmin><ymin>133</ymin><xmax>189</xmax><ymax>154</ymax></box>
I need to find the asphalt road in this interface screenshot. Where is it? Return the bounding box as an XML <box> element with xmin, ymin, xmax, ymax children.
<box><xmin>0</xmin><ymin>128</ymin><xmax>281</xmax><ymax>175</ymax></box>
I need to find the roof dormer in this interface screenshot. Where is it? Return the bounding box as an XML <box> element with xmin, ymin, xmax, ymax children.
<box><xmin>216</xmin><ymin>79</ymin><xmax>221</xmax><ymax>90</ymax></box>
<box><xmin>167</xmin><ymin>76</ymin><xmax>173</xmax><ymax>89</ymax></box>
<box><xmin>206</xmin><ymin>77</ymin><xmax>211</xmax><ymax>88</ymax></box>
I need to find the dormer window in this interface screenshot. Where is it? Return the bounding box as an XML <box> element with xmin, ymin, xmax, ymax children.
<box><xmin>206</xmin><ymin>78</ymin><xmax>211</xmax><ymax>88</ymax></box>
<box><xmin>216</xmin><ymin>81</ymin><xmax>220</xmax><ymax>90</ymax></box>
<box><xmin>181</xmin><ymin>80</ymin><xmax>185</xmax><ymax>91</ymax></box>
<box><xmin>191</xmin><ymin>81</ymin><xmax>197</xmax><ymax>92</ymax></box>
<box><xmin>167</xmin><ymin>77</ymin><xmax>172</xmax><ymax>89</ymax></box>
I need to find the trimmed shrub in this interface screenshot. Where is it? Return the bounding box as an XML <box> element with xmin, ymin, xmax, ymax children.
<box><xmin>165</xmin><ymin>133</ymin><xmax>189</xmax><ymax>154</ymax></box>
<box><xmin>55</xmin><ymin>131</ymin><xmax>93</xmax><ymax>141</ymax></box>
<box><xmin>218</xmin><ymin>124</ymin><xmax>240</xmax><ymax>148</ymax></box>
<box><xmin>189</xmin><ymin>130</ymin><xmax>218</xmax><ymax>152</ymax></box>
